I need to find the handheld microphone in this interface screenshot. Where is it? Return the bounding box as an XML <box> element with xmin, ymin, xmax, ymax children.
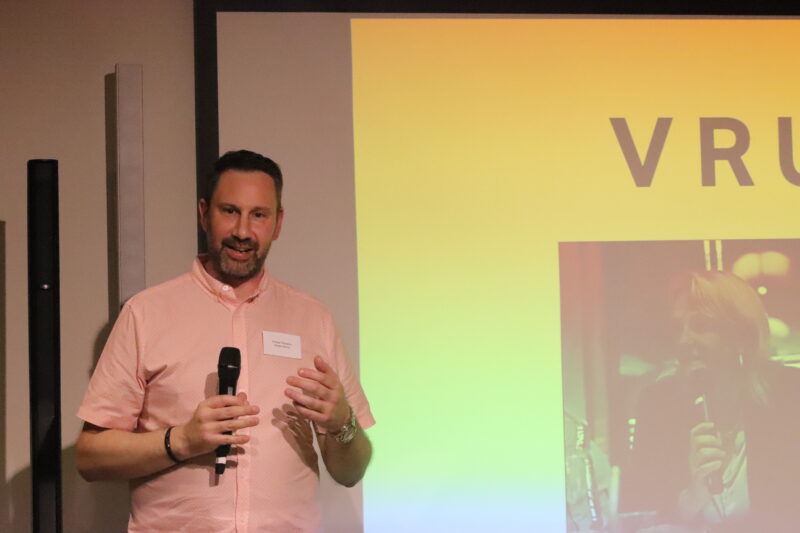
<box><xmin>697</xmin><ymin>394</ymin><xmax>723</xmax><ymax>495</ymax></box>
<box><xmin>690</xmin><ymin>367</ymin><xmax>723</xmax><ymax>495</ymax></box>
<box><xmin>215</xmin><ymin>347</ymin><xmax>241</xmax><ymax>475</ymax></box>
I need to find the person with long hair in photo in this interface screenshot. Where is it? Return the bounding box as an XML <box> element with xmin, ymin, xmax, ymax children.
<box><xmin>620</xmin><ymin>270</ymin><xmax>800</xmax><ymax>533</ymax></box>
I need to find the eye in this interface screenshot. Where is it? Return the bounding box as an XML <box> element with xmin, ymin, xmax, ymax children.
<box><xmin>252</xmin><ymin>210</ymin><xmax>268</xmax><ymax>219</ymax></box>
<box><xmin>221</xmin><ymin>206</ymin><xmax>236</xmax><ymax>214</ymax></box>
<box><xmin>689</xmin><ymin>314</ymin><xmax>716</xmax><ymax>334</ymax></box>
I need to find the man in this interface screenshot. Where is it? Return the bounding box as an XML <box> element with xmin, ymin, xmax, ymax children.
<box><xmin>76</xmin><ymin>150</ymin><xmax>374</xmax><ymax>532</ymax></box>
<box><xmin>619</xmin><ymin>270</ymin><xmax>800</xmax><ymax>531</ymax></box>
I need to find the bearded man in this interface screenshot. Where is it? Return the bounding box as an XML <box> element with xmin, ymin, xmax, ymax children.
<box><xmin>76</xmin><ymin>150</ymin><xmax>374</xmax><ymax>533</ymax></box>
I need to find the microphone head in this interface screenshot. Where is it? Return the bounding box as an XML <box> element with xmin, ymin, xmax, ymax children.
<box><xmin>218</xmin><ymin>347</ymin><xmax>241</xmax><ymax>382</ymax></box>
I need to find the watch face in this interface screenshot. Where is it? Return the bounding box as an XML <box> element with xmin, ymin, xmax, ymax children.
<box><xmin>333</xmin><ymin>409</ymin><xmax>357</xmax><ymax>443</ymax></box>
<box><xmin>335</xmin><ymin>427</ymin><xmax>356</xmax><ymax>444</ymax></box>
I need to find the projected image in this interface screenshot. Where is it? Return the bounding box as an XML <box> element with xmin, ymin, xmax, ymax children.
<box><xmin>560</xmin><ymin>240</ymin><xmax>800</xmax><ymax>533</ymax></box>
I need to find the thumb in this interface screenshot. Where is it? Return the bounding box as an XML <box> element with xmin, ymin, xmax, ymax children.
<box><xmin>314</xmin><ymin>355</ymin><xmax>332</xmax><ymax>373</ymax></box>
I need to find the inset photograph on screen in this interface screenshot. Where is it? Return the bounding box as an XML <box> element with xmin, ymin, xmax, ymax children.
<box><xmin>560</xmin><ymin>239</ymin><xmax>800</xmax><ymax>533</ymax></box>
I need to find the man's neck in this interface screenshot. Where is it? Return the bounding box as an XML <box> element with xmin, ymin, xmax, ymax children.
<box><xmin>200</xmin><ymin>256</ymin><xmax>264</xmax><ymax>302</ymax></box>
<box><xmin>231</xmin><ymin>273</ymin><xmax>263</xmax><ymax>301</ymax></box>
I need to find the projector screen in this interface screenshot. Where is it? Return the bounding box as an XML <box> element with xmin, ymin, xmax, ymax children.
<box><xmin>208</xmin><ymin>12</ymin><xmax>800</xmax><ymax>532</ymax></box>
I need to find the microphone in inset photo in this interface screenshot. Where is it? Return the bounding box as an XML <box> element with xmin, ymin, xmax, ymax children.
<box><xmin>690</xmin><ymin>367</ymin><xmax>723</xmax><ymax>496</ymax></box>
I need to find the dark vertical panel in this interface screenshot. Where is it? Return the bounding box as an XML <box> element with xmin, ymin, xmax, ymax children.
<box><xmin>105</xmin><ymin>73</ymin><xmax>120</xmax><ymax>320</ymax></box>
<box><xmin>27</xmin><ymin>160</ymin><xmax>62</xmax><ymax>533</ymax></box>
<box><xmin>194</xmin><ymin>0</ymin><xmax>221</xmax><ymax>253</ymax></box>
<box><xmin>0</xmin><ymin>220</ymin><xmax>6</xmax><ymax>529</ymax></box>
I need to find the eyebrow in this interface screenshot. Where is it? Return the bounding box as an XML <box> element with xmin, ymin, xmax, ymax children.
<box><xmin>217</xmin><ymin>202</ymin><xmax>272</xmax><ymax>212</ymax></box>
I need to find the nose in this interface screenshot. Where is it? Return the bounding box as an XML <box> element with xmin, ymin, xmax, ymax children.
<box><xmin>233</xmin><ymin>213</ymin><xmax>251</xmax><ymax>239</ymax></box>
<box><xmin>678</xmin><ymin>324</ymin><xmax>691</xmax><ymax>346</ymax></box>
<box><xmin>676</xmin><ymin>321</ymin><xmax>699</xmax><ymax>358</ymax></box>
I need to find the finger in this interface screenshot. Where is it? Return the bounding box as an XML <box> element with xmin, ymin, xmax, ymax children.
<box><xmin>286</xmin><ymin>376</ymin><xmax>331</xmax><ymax>399</ymax></box>
<box><xmin>201</xmin><ymin>404</ymin><xmax>260</xmax><ymax>422</ymax></box>
<box><xmin>696</xmin><ymin>447</ymin><xmax>726</xmax><ymax>462</ymax></box>
<box><xmin>285</xmin><ymin>388</ymin><xmax>327</xmax><ymax>412</ymax></box>
<box><xmin>314</xmin><ymin>355</ymin><xmax>331</xmax><ymax>371</ymax></box>
<box><xmin>202</xmin><ymin>395</ymin><xmax>246</xmax><ymax>409</ymax></box>
<box><xmin>693</xmin><ymin>450</ymin><xmax>725</xmax><ymax>473</ymax></box>
<box><xmin>696</xmin><ymin>460</ymin><xmax>723</xmax><ymax>479</ymax></box>
<box><xmin>693</xmin><ymin>434</ymin><xmax>721</xmax><ymax>445</ymax></box>
<box><xmin>314</xmin><ymin>356</ymin><xmax>343</xmax><ymax>380</ymax></box>
<box><xmin>691</xmin><ymin>435</ymin><xmax>722</xmax><ymax>452</ymax></box>
<box><xmin>293</xmin><ymin>404</ymin><xmax>326</xmax><ymax>423</ymax></box>
<box><xmin>212</xmin><ymin>432</ymin><xmax>252</xmax><ymax>446</ymax></box>
<box><xmin>212</xmin><ymin>416</ymin><xmax>260</xmax><ymax>434</ymax></box>
<box><xmin>285</xmin><ymin>387</ymin><xmax>318</xmax><ymax>408</ymax></box>
<box><xmin>298</xmin><ymin>366</ymin><xmax>337</xmax><ymax>389</ymax></box>
<box><xmin>690</xmin><ymin>422</ymin><xmax>717</xmax><ymax>437</ymax></box>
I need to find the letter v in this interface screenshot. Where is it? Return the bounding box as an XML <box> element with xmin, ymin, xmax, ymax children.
<box><xmin>610</xmin><ymin>117</ymin><xmax>672</xmax><ymax>187</ymax></box>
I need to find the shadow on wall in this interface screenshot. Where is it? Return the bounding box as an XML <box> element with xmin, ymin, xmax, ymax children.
<box><xmin>5</xmin><ymin>447</ymin><xmax>129</xmax><ymax>533</ymax></box>
<box><xmin>3</xmin><ymin>318</ymin><xmax>128</xmax><ymax>532</ymax></box>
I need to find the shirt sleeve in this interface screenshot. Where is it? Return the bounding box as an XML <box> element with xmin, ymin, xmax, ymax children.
<box><xmin>321</xmin><ymin>317</ymin><xmax>375</xmax><ymax>432</ymax></box>
<box><xmin>76</xmin><ymin>302</ymin><xmax>146</xmax><ymax>431</ymax></box>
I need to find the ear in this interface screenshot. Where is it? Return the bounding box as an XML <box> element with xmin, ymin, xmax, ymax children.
<box><xmin>198</xmin><ymin>198</ymin><xmax>209</xmax><ymax>232</ymax></box>
<box><xmin>273</xmin><ymin>208</ymin><xmax>285</xmax><ymax>240</ymax></box>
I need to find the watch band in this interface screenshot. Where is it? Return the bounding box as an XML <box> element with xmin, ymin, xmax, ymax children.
<box><xmin>329</xmin><ymin>407</ymin><xmax>358</xmax><ymax>444</ymax></box>
<box><xmin>164</xmin><ymin>426</ymin><xmax>182</xmax><ymax>463</ymax></box>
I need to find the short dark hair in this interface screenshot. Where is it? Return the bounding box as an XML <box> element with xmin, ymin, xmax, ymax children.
<box><xmin>205</xmin><ymin>150</ymin><xmax>283</xmax><ymax>208</ymax></box>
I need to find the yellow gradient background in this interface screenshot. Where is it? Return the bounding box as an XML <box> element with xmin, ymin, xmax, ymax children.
<box><xmin>352</xmin><ymin>18</ymin><xmax>800</xmax><ymax>531</ymax></box>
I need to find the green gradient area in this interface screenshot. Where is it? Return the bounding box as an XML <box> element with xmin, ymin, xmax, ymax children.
<box><xmin>356</xmin><ymin>214</ymin><xmax>563</xmax><ymax>488</ymax></box>
<box><xmin>353</xmin><ymin>22</ymin><xmax>565</xmax><ymax>493</ymax></box>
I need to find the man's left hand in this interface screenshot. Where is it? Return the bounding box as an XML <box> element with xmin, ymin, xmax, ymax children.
<box><xmin>285</xmin><ymin>355</ymin><xmax>350</xmax><ymax>432</ymax></box>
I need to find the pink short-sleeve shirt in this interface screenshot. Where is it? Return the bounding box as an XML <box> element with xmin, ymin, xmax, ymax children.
<box><xmin>78</xmin><ymin>258</ymin><xmax>375</xmax><ymax>532</ymax></box>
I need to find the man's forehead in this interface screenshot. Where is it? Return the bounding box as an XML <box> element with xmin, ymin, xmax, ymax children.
<box><xmin>213</xmin><ymin>169</ymin><xmax>278</xmax><ymax>203</ymax></box>
<box><xmin>217</xmin><ymin>168</ymin><xmax>276</xmax><ymax>185</ymax></box>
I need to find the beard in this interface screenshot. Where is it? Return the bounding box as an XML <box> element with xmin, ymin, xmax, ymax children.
<box><xmin>207</xmin><ymin>235</ymin><xmax>269</xmax><ymax>284</ymax></box>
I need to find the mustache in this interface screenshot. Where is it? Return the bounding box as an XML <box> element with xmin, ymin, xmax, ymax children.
<box><xmin>222</xmin><ymin>237</ymin><xmax>257</xmax><ymax>250</ymax></box>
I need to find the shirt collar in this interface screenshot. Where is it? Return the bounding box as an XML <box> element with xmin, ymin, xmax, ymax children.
<box><xmin>190</xmin><ymin>255</ymin><xmax>270</xmax><ymax>304</ymax></box>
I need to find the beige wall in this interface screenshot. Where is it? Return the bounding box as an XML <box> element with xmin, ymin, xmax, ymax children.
<box><xmin>0</xmin><ymin>1</ymin><xmax>197</xmax><ymax>531</ymax></box>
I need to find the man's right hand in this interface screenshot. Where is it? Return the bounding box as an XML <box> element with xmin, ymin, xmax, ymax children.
<box><xmin>77</xmin><ymin>392</ymin><xmax>260</xmax><ymax>481</ymax></box>
<box><xmin>171</xmin><ymin>392</ymin><xmax>260</xmax><ymax>461</ymax></box>
<box><xmin>679</xmin><ymin>421</ymin><xmax>726</xmax><ymax>517</ymax></box>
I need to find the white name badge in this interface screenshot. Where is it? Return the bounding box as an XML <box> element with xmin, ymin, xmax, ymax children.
<box><xmin>262</xmin><ymin>331</ymin><xmax>302</xmax><ymax>359</ymax></box>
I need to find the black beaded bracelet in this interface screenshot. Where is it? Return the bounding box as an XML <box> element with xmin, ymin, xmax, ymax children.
<box><xmin>164</xmin><ymin>426</ymin><xmax>181</xmax><ymax>463</ymax></box>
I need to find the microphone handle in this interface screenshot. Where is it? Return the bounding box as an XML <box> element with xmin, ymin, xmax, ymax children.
<box><xmin>215</xmin><ymin>384</ymin><xmax>236</xmax><ymax>474</ymax></box>
<box><xmin>707</xmin><ymin>472</ymin><xmax>723</xmax><ymax>495</ymax></box>
<box><xmin>700</xmin><ymin>394</ymin><xmax>724</xmax><ymax>495</ymax></box>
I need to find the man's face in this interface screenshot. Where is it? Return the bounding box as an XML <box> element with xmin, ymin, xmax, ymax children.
<box><xmin>199</xmin><ymin>169</ymin><xmax>283</xmax><ymax>285</ymax></box>
<box><xmin>673</xmin><ymin>292</ymin><xmax>737</xmax><ymax>373</ymax></box>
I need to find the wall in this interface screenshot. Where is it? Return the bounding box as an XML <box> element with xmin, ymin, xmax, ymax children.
<box><xmin>0</xmin><ymin>1</ymin><xmax>197</xmax><ymax>530</ymax></box>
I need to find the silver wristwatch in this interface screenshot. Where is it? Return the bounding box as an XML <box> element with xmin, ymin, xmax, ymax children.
<box><xmin>329</xmin><ymin>407</ymin><xmax>358</xmax><ymax>444</ymax></box>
